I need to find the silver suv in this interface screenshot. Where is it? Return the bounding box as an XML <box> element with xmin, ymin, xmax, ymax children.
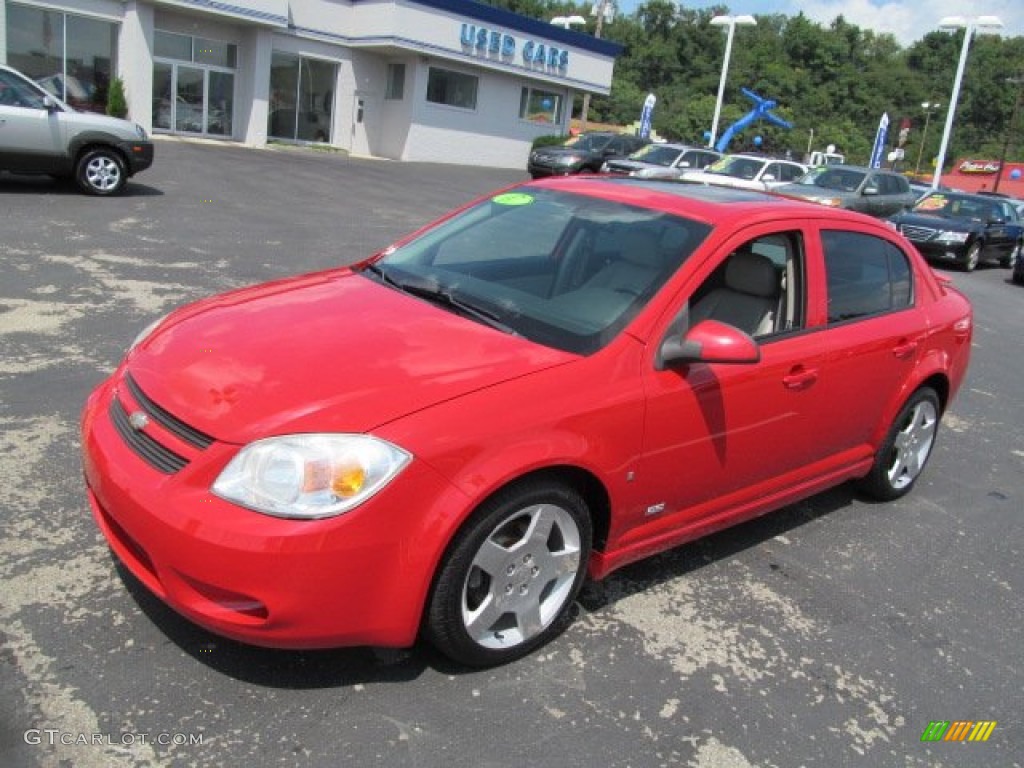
<box><xmin>0</xmin><ymin>64</ymin><xmax>153</xmax><ymax>195</ymax></box>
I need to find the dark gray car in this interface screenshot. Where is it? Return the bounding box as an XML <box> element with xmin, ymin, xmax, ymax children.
<box><xmin>774</xmin><ymin>164</ymin><xmax>917</xmax><ymax>217</ymax></box>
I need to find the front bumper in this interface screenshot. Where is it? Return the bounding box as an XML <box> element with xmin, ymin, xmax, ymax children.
<box><xmin>116</xmin><ymin>139</ymin><xmax>154</xmax><ymax>175</ymax></box>
<box><xmin>81</xmin><ymin>371</ymin><xmax>462</xmax><ymax>649</ymax></box>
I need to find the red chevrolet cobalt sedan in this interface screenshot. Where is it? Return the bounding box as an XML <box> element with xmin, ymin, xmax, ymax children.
<box><xmin>81</xmin><ymin>178</ymin><xmax>972</xmax><ymax>667</ymax></box>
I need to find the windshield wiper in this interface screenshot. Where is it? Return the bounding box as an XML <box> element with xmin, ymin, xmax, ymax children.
<box><xmin>360</xmin><ymin>264</ymin><xmax>517</xmax><ymax>335</ymax></box>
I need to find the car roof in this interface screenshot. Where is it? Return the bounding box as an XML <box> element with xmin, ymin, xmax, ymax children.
<box><xmin>524</xmin><ymin>175</ymin><xmax>873</xmax><ymax>226</ymax></box>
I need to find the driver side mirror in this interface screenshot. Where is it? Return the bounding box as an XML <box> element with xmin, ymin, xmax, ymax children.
<box><xmin>656</xmin><ymin>319</ymin><xmax>760</xmax><ymax>369</ymax></box>
<box><xmin>43</xmin><ymin>95</ymin><xmax>58</xmax><ymax>112</ymax></box>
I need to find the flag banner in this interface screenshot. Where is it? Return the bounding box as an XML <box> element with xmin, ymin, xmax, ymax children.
<box><xmin>870</xmin><ymin>112</ymin><xmax>890</xmax><ymax>169</ymax></box>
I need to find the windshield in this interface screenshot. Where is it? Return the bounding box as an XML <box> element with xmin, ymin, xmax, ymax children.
<box><xmin>362</xmin><ymin>187</ymin><xmax>710</xmax><ymax>355</ymax></box>
<box><xmin>796</xmin><ymin>167</ymin><xmax>866</xmax><ymax>191</ymax></box>
<box><xmin>913</xmin><ymin>193</ymin><xmax>999</xmax><ymax>221</ymax></box>
<box><xmin>705</xmin><ymin>156</ymin><xmax>765</xmax><ymax>180</ymax></box>
<box><xmin>628</xmin><ymin>145</ymin><xmax>682</xmax><ymax>166</ymax></box>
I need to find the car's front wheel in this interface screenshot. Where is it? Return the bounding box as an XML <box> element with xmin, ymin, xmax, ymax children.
<box><xmin>857</xmin><ymin>387</ymin><xmax>941</xmax><ymax>501</ymax></box>
<box><xmin>425</xmin><ymin>479</ymin><xmax>591</xmax><ymax>667</ymax></box>
<box><xmin>1000</xmin><ymin>241</ymin><xmax>1021</xmax><ymax>269</ymax></box>
<box><xmin>963</xmin><ymin>241</ymin><xmax>982</xmax><ymax>272</ymax></box>
<box><xmin>76</xmin><ymin>148</ymin><xmax>127</xmax><ymax>196</ymax></box>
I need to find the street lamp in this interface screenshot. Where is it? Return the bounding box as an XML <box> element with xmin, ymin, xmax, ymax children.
<box><xmin>708</xmin><ymin>14</ymin><xmax>757</xmax><ymax>149</ymax></box>
<box><xmin>914</xmin><ymin>101</ymin><xmax>941</xmax><ymax>176</ymax></box>
<box><xmin>578</xmin><ymin>1</ymin><xmax>614</xmax><ymax>133</ymax></box>
<box><xmin>550</xmin><ymin>15</ymin><xmax>586</xmax><ymax>29</ymax></box>
<box><xmin>931</xmin><ymin>15</ymin><xmax>1003</xmax><ymax>189</ymax></box>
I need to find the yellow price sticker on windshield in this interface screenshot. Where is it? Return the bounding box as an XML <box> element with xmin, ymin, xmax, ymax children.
<box><xmin>492</xmin><ymin>193</ymin><xmax>534</xmax><ymax>206</ymax></box>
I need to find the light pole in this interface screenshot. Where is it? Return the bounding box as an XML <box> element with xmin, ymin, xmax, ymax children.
<box><xmin>579</xmin><ymin>1</ymin><xmax>614</xmax><ymax>133</ymax></box>
<box><xmin>931</xmin><ymin>15</ymin><xmax>1003</xmax><ymax>189</ymax></box>
<box><xmin>708</xmin><ymin>14</ymin><xmax>756</xmax><ymax>149</ymax></box>
<box><xmin>914</xmin><ymin>101</ymin><xmax>941</xmax><ymax>176</ymax></box>
<box><xmin>993</xmin><ymin>76</ymin><xmax>1024</xmax><ymax>193</ymax></box>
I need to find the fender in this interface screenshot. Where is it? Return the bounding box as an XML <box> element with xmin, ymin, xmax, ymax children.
<box><xmin>866</xmin><ymin>344</ymin><xmax>950</xmax><ymax>449</ymax></box>
<box><xmin>68</xmin><ymin>131</ymin><xmax>128</xmax><ymax>161</ymax></box>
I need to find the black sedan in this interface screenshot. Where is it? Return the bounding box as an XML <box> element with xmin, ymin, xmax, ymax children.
<box><xmin>890</xmin><ymin>191</ymin><xmax>1023</xmax><ymax>272</ymax></box>
<box><xmin>527</xmin><ymin>132</ymin><xmax>648</xmax><ymax>178</ymax></box>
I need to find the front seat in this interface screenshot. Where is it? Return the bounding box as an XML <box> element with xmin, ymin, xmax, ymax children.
<box><xmin>581</xmin><ymin>230</ymin><xmax>665</xmax><ymax>296</ymax></box>
<box><xmin>690</xmin><ymin>250</ymin><xmax>779</xmax><ymax>337</ymax></box>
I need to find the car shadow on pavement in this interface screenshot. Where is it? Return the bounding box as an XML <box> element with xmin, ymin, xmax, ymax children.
<box><xmin>0</xmin><ymin>175</ymin><xmax>163</xmax><ymax>196</ymax></box>
<box><xmin>113</xmin><ymin>483</ymin><xmax>858</xmax><ymax>686</ymax></box>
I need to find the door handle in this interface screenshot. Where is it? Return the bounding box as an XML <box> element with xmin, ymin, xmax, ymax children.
<box><xmin>783</xmin><ymin>366</ymin><xmax>819</xmax><ymax>390</ymax></box>
<box><xmin>892</xmin><ymin>340</ymin><xmax>918</xmax><ymax>359</ymax></box>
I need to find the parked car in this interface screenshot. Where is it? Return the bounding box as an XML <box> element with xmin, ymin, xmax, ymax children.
<box><xmin>601</xmin><ymin>142</ymin><xmax>721</xmax><ymax>178</ymax></box>
<box><xmin>774</xmin><ymin>164</ymin><xmax>918</xmax><ymax>217</ymax></box>
<box><xmin>527</xmin><ymin>132</ymin><xmax>648</xmax><ymax>178</ymax></box>
<box><xmin>890</xmin><ymin>190</ymin><xmax>1023</xmax><ymax>271</ymax></box>
<box><xmin>679</xmin><ymin>153</ymin><xmax>808</xmax><ymax>191</ymax></box>
<box><xmin>82</xmin><ymin>177</ymin><xmax>973</xmax><ymax>667</ymax></box>
<box><xmin>0</xmin><ymin>64</ymin><xmax>153</xmax><ymax>195</ymax></box>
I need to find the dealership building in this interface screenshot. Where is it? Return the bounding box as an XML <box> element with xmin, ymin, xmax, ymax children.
<box><xmin>0</xmin><ymin>0</ymin><xmax>620</xmax><ymax>167</ymax></box>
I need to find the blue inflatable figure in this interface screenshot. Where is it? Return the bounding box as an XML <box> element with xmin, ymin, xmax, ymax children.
<box><xmin>715</xmin><ymin>89</ymin><xmax>792</xmax><ymax>153</ymax></box>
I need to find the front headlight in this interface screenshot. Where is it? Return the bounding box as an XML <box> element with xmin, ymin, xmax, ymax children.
<box><xmin>135</xmin><ymin>123</ymin><xmax>148</xmax><ymax>140</ymax></box>
<box><xmin>212</xmin><ymin>434</ymin><xmax>411</xmax><ymax>519</ymax></box>
<box><xmin>934</xmin><ymin>231</ymin><xmax>970</xmax><ymax>244</ymax></box>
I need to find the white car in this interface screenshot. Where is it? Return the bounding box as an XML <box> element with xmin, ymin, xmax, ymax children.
<box><xmin>601</xmin><ymin>143</ymin><xmax>721</xmax><ymax>179</ymax></box>
<box><xmin>679</xmin><ymin>154</ymin><xmax>807</xmax><ymax>192</ymax></box>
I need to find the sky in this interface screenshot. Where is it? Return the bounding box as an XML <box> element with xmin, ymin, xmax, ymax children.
<box><xmin>614</xmin><ymin>0</ymin><xmax>1024</xmax><ymax>46</ymax></box>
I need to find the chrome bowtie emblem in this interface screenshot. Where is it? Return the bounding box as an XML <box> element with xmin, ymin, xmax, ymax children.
<box><xmin>128</xmin><ymin>411</ymin><xmax>149</xmax><ymax>431</ymax></box>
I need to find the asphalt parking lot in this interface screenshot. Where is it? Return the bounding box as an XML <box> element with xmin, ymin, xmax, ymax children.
<box><xmin>1</xmin><ymin>139</ymin><xmax>1022</xmax><ymax>768</ymax></box>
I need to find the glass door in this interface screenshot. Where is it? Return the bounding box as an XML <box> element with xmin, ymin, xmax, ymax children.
<box><xmin>151</xmin><ymin>62</ymin><xmax>234</xmax><ymax>136</ymax></box>
<box><xmin>175</xmin><ymin>66</ymin><xmax>204</xmax><ymax>133</ymax></box>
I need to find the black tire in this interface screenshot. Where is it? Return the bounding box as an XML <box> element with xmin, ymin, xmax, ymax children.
<box><xmin>1000</xmin><ymin>241</ymin><xmax>1021</xmax><ymax>269</ymax></box>
<box><xmin>963</xmin><ymin>241</ymin><xmax>981</xmax><ymax>272</ymax></box>
<box><xmin>75</xmin><ymin>148</ymin><xmax>127</xmax><ymax>196</ymax></box>
<box><xmin>856</xmin><ymin>387</ymin><xmax>941</xmax><ymax>501</ymax></box>
<box><xmin>425</xmin><ymin>479</ymin><xmax>591</xmax><ymax>667</ymax></box>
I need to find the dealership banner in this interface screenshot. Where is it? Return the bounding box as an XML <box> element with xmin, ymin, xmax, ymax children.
<box><xmin>869</xmin><ymin>112</ymin><xmax>890</xmax><ymax>169</ymax></box>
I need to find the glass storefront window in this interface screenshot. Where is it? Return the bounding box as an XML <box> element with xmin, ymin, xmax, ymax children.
<box><xmin>153</xmin><ymin>29</ymin><xmax>236</xmax><ymax>137</ymax></box>
<box><xmin>196</xmin><ymin>38</ymin><xmax>237</xmax><ymax>69</ymax></box>
<box><xmin>426</xmin><ymin>68</ymin><xmax>478</xmax><ymax>110</ymax></box>
<box><xmin>154</xmin><ymin>31</ymin><xmax>192</xmax><ymax>61</ymax></box>
<box><xmin>519</xmin><ymin>87</ymin><xmax>562</xmax><ymax>125</ymax></box>
<box><xmin>5</xmin><ymin>2</ymin><xmax>117</xmax><ymax>114</ymax></box>
<box><xmin>268</xmin><ymin>52</ymin><xmax>336</xmax><ymax>143</ymax></box>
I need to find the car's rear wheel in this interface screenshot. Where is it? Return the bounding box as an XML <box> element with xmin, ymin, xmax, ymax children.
<box><xmin>963</xmin><ymin>241</ymin><xmax>981</xmax><ymax>272</ymax></box>
<box><xmin>1000</xmin><ymin>241</ymin><xmax>1021</xmax><ymax>269</ymax></box>
<box><xmin>76</xmin><ymin>148</ymin><xmax>126</xmax><ymax>196</ymax></box>
<box><xmin>857</xmin><ymin>387</ymin><xmax>940</xmax><ymax>501</ymax></box>
<box><xmin>425</xmin><ymin>479</ymin><xmax>591</xmax><ymax>667</ymax></box>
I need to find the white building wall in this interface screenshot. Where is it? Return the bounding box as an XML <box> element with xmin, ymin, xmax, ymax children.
<box><xmin>119</xmin><ymin>2</ymin><xmax>154</xmax><ymax>130</ymax></box>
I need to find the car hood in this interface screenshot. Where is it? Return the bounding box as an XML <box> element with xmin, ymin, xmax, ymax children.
<box><xmin>891</xmin><ymin>211</ymin><xmax>980</xmax><ymax>232</ymax></box>
<box><xmin>534</xmin><ymin>146</ymin><xmax>596</xmax><ymax>158</ymax></box>
<box><xmin>61</xmin><ymin>109</ymin><xmax>143</xmax><ymax>139</ymax></box>
<box><xmin>125</xmin><ymin>269</ymin><xmax>574</xmax><ymax>444</ymax></box>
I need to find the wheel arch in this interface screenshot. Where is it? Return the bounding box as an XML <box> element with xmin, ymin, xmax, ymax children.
<box><xmin>70</xmin><ymin>134</ymin><xmax>128</xmax><ymax>167</ymax></box>
<box><xmin>869</xmin><ymin>368</ymin><xmax>950</xmax><ymax>449</ymax></box>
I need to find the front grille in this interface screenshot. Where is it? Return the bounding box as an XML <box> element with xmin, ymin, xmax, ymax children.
<box><xmin>110</xmin><ymin>398</ymin><xmax>189</xmax><ymax>474</ymax></box>
<box><xmin>900</xmin><ymin>225</ymin><xmax>935</xmax><ymax>241</ymax></box>
<box><xmin>124</xmin><ymin>373</ymin><xmax>213</xmax><ymax>449</ymax></box>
